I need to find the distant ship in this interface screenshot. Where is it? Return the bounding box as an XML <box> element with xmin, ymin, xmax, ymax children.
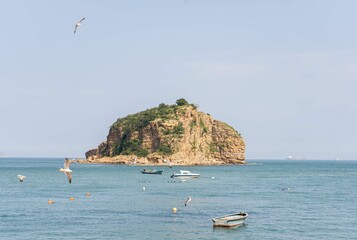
<box><xmin>286</xmin><ymin>155</ymin><xmax>306</xmax><ymax>160</ymax></box>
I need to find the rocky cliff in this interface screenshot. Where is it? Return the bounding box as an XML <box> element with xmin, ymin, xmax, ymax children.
<box><xmin>84</xmin><ymin>99</ymin><xmax>245</xmax><ymax>165</ymax></box>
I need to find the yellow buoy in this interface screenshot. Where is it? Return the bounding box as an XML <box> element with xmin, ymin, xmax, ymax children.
<box><xmin>85</xmin><ymin>192</ymin><xmax>91</xmax><ymax>196</ymax></box>
<box><xmin>69</xmin><ymin>197</ymin><xmax>75</xmax><ymax>201</ymax></box>
<box><xmin>172</xmin><ymin>207</ymin><xmax>177</xmax><ymax>213</ymax></box>
<box><xmin>47</xmin><ymin>199</ymin><xmax>55</xmax><ymax>204</ymax></box>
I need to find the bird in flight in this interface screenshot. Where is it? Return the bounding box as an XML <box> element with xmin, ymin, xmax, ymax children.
<box><xmin>59</xmin><ymin>158</ymin><xmax>73</xmax><ymax>183</ymax></box>
<box><xmin>184</xmin><ymin>196</ymin><xmax>192</xmax><ymax>206</ymax></box>
<box><xmin>17</xmin><ymin>175</ymin><xmax>26</xmax><ymax>182</ymax></box>
<box><xmin>74</xmin><ymin>17</ymin><xmax>86</xmax><ymax>34</ymax></box>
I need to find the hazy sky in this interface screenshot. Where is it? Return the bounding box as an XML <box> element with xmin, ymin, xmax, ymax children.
<box><xmin>1</xmin><ymin>0</ymin><xmax>357</xmax><ymax>160</ymax></box>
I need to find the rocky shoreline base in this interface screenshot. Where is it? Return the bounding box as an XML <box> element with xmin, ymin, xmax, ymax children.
<box><xmin>75</xmin><ymin>155</ymin><xmax>245</xmax><ymax>166</ymax></box>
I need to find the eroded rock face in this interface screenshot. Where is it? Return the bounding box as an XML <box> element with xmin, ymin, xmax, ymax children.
<box><xmin>85</xmin><ymin>104</ymin><xmax>245</xmax><ymax>165</ymax></box>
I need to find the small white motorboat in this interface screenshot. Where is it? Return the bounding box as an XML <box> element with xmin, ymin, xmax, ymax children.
<box><xmin>211</xmin><ymin>212</ymin><xmax>248</xmax><ymax>228</ymax></box>
<box><xmin>170</xmin><ymin>170</ymin><xmax>200</xmax><ymax>178</ymax></box>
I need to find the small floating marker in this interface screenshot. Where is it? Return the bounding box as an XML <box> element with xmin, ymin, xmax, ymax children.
<box><xmin>142</xmin><ymin>187</ymin><xmax>146</xmax><ymax>191</ymax></box>
<box><xmin>69</xmin><ymin>197</ymin><xmax>75</xmax><ymax>201</ymax></box>
<box><xmin>47</xmin><ymin>199</ymin><xmax>55</xmax><ymax>204</ymax></box>
<box><xmin>85</xmin><ymin>192</ymin><xmax>91</xmax><ymax>196</ymax></box>
<box><xmin>172</xmin><ymin>207</ymin><xmax>177</xmax><ymax>213</ymax></box>
<box><xmin>212</xmin><ymin>176</ymin><xmax>215</xmax><ymax>179</ymax></box>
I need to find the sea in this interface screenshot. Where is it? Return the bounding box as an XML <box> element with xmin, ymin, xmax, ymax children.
<box><xmin>0</xmin><ymin>158</ymin><xmax>356</xmax><ymax>240</ymax></box>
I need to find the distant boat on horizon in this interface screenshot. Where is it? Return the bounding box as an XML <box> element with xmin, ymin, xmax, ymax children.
<box><xmin>286</xmin><ymin>155</ymin><xmax>306</xmax><ymax>160</ymax></box>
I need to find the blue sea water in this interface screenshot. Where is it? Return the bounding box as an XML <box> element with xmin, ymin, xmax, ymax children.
<box><xmin>0</xmin><ymin>158</ymin><xmax>356</xmax><ymax>240</ymax></box>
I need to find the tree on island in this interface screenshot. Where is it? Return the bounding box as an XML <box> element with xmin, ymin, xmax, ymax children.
<box><xmin>176</xmin><ymin>98</ymin><xmax>189</xmax><ymax>106</ymax></box>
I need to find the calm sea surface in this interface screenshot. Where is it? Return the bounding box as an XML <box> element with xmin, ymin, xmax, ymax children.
<box><xmin>0</xmin><ymin>158</ymin><xmax>356</xmax><ymax>240</ymax></box>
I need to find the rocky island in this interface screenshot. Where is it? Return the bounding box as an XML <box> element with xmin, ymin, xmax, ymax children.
<box><xmin>84</xmin><ymin>99</ymin><xmax>245</xmax><ymax>165</ymax></box>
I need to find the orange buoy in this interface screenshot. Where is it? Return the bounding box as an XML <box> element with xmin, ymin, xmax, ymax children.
<box><xmin>47</xmin><ymin>199</ymin><xmax>55</xmax><ymax>204</ymax></box>
<box><xmin>69</xmin><ymin>197</ymin><xmax>75</xmax><ymax>201</ymax></box>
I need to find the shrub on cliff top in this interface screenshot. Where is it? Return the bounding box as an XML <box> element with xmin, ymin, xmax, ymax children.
<box><xmin>176</xmin><ymin>98</ymin><xmax>189</xmax><ymax>106</ymax></box>
<box><xmin>113</xmin><ymin>99</ymin><xmax>194</xmax><ymax>132</ymax></box>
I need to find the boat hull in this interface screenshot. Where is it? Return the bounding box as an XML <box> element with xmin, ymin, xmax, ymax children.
<box><xmin>171</xmin><ymin>174</ymin><xmax>200</xmax><ymax>178</ymax></box>
<box><xmin>141</xmin><ymin>170</ymin><xmax>163</xmax><ymax>174</ymax></box>
<box><xmin>170</xmin><ymin>170</ymin><xmax>200</xmax><ymax>178</ymax></box>
<box><xmin>212</xmin><ymin>212</ymin><xmax>248</xmax><ymax>228</ymax></box>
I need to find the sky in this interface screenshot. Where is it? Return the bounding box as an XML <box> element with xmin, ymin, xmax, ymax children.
<box><xmin>1</xmin><ymin>0</ymin><xmax>357</xmax><ymax>160</ymax></box>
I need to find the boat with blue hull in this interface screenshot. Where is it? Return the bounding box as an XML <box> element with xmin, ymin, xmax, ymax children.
<box><xmin>141</xmin><ymin>169</ymin><xmax>164</xmax><ymax>175</ymax></box>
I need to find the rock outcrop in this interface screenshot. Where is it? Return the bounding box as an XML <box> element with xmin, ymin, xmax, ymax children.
<box><xmin>84</xmin><ymin>100</ymin><xmax>245</xmax><ymax>165</ymax></box>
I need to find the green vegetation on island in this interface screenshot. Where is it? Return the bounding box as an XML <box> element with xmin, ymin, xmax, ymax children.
<box><xmin>109</xmin><ymin>98</ymin><xmax>195</xmax><ymax>157</ymax></box>
<box><xmin>86</xmin><ymin>98</ymin><xmax>245</xmax><ymax>165</ymax></box>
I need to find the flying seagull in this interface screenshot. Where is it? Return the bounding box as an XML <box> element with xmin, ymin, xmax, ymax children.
<box><xmin>17</xmin><ymin>175</ymin><xmax>26</xmax><ymax>182</ymax></box>
<box><xmin>74</xmin><ymin>17</ymin><xmax>85</xmax><ymax>34</ymax></box>
<box><xmin>184</xmin><ymin>196</ymin><xmax>192</xmax><ymax>206</ymax></box>
<box><xmin>59</xmin><ymin>158</ymin><xmax>73</xmax><ymax>184</ymax></box>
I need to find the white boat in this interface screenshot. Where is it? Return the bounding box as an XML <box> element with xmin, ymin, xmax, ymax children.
<box><xmin>211</xmin><ymin>212</ymin><xmax>248</xmax><ymax>228</ymax></box>
<box><xmin>170</xmin><ymin>170</ymin><xmax>200</xmax><ymax>178</ymax></box>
